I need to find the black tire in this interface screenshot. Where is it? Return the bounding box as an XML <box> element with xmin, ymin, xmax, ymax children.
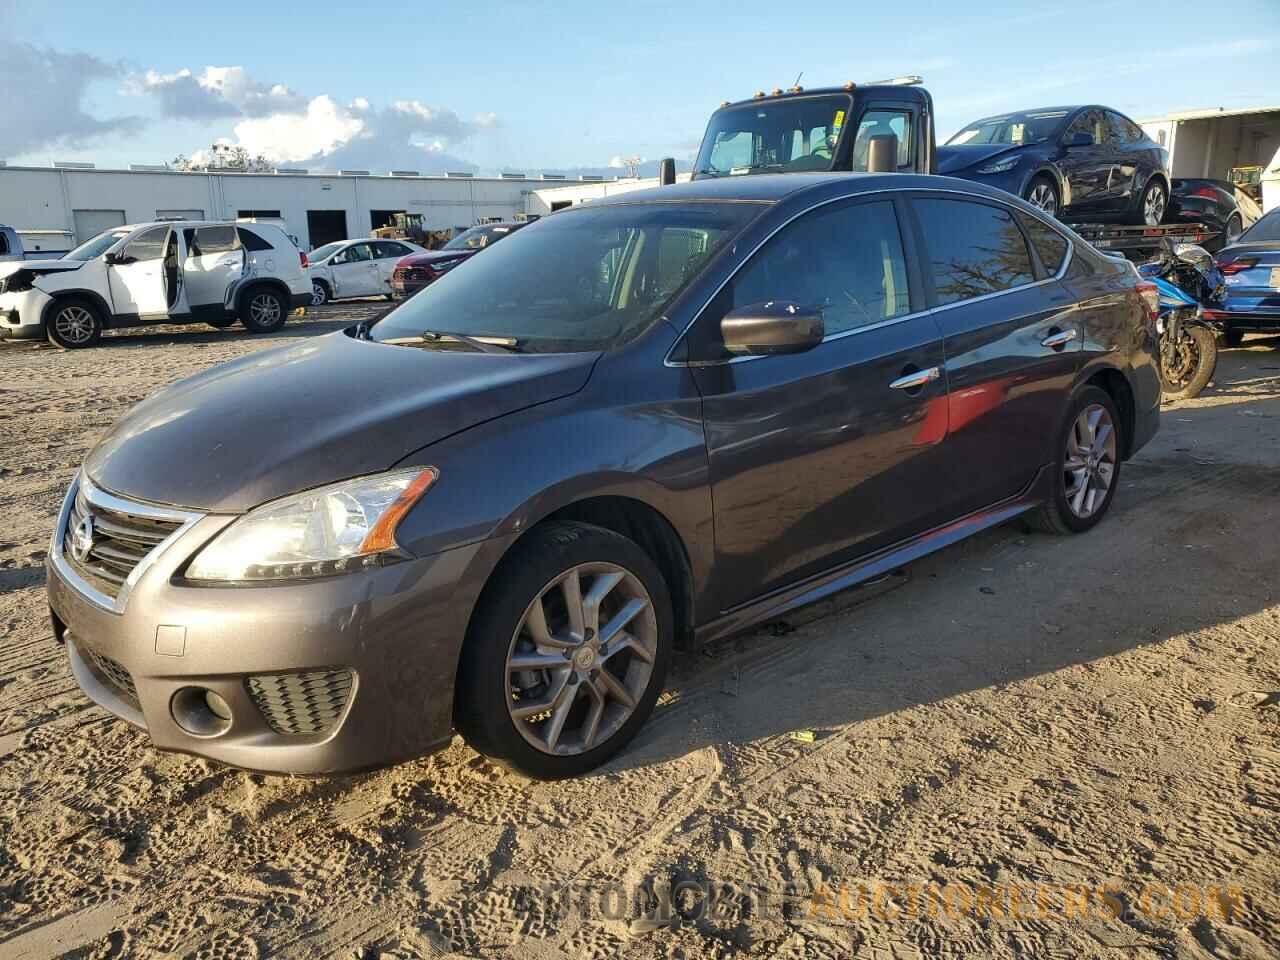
<box><xmin>1023</xmin><ymin>175</ymin><xmax>1060</xmax><ymax>219</ymax></box>
<box><xmin>1027</xmin><ymin>385</ymin><xmax>1124</xmax><ymax>535</ymax></box>
<box><xmin>238</xmin><ymin>286</ymin><xmax>288</xmax><ymax>333</ymax></box>
<box><xmin>1221</xmin><ymin>328</ymin><xmax>1244</xmax><ymax>348</ymax></box>
<box><xmin>1222</xmin><ymin>213</ymin><xmax>1243</xmax><ymax>248</ymax></box>
<box><xmin>310</xmin><ymin>280</ymin><xmax>330</xmax><ymax>307</ymax></box>
<box><xmin>455</xmin><ymin>522</ymin><xmax>674</xmax><ymax>780</ymax></box>
<box><xmin>45</xmin><ymin>297</ymin><xmax>103</xmax><ymax>349</ymax></box>
<box><xmin>1160</xmin><ymin>325</ymin><xmax>1217</xmax><ymax>400</ymax></box>
<box><xmin>205</xmin><ymin>315</ymin><xmax>237</xmax><ymax>330</ymax></box>
<box><xmin>1133</xmin><ymin>178</ymin><xmax>1167</xmax><ymax>226</ymax></box>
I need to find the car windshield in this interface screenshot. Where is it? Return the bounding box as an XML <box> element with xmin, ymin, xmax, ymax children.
<box><xmin>1239</xmin><ymin>211</ymin><xmax>1280</xmax><ymax>243</ymax></box>
<box><xmin>947</xmin><ymin>110</ymin><xmax>1070</xmax><ymax>146</ymax></box>
<box><xmin>309</xmin><ymin>242</ymin><xmax>345</xmax><ymax>262</ymax></box>
<box><xmin>62</xmin><ymin>229</ymin><xmax>130</xmax><ymax>261</ymax></box>
<box><xmin>443</xmin><ymin>225</ymin><xmax>514</xmax><ymax>250</ymax></box>
<box><xmin>694</xmin><ymin>94</ymin><xmax>853</xmax><ymax>177</ymax></box>
<box><xmin>368</xmin><ymin>202</ymin><xmax>760</xmax><ymax>353</ymax></box>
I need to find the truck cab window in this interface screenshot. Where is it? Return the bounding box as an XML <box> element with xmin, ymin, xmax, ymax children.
<box><xmin>850</xmin><ymin>110</ymin><xmax>912</xmax><ymax>171</ymax></box>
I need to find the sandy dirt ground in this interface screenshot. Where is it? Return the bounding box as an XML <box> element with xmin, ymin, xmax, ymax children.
<box><xmin>1</xmin><ymin>307</ymin><xmax>1277</xmax><ymax>960</ymax></box>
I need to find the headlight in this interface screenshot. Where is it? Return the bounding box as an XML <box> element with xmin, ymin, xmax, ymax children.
<box><xmin>185</xmin><ymin>467</ymin><xmax>438</xmax><ymax>582</ymax></box>
<box><xmin>976</xmin><ymin>157</ymin><xmax>1019</xmax><ymax>175</ymax></box>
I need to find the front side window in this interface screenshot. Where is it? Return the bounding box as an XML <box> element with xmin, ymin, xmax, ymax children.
<box><xmin>121</xmin><ymin>226</ymin><xmax>169</xmax><ymax>263</ymax></box>
<box><xmin>850</xmin><ymin>110</ymin><xmax>913</xmax><ymax>171</ymax></box>
<box><xmin>914</xmin><ymin>198</ymin><xmax>1035</xmax><ymax>304</ymax></box>
<box><xmin>692</xmin><ymin>199</ymin><xmax>911</xmax><ymax>359</ymax></box>
<box><xmin>342</xmin><ymin>244</ymin><xmax>372</xmax><ymax>263</ymax></box>
<box><xmin>370</xmin><ymin>202</ymin><xmax>758</xmax><ymax>353</ymax></box>
<box><xmin>694</xmin><ymin>94</ymin><xmax>853</xmax><ymax>177</ymax></box>
<box><xmin>1065</xmin><ymin>110</ymin><xmax>1104</xmax><ymax>145</ymax></box>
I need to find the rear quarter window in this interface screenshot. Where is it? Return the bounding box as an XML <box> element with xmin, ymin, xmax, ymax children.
<box><xmin>237</xmin><ymin>227</ymin><xmax>274</xmax><ymax>252</ymax></box>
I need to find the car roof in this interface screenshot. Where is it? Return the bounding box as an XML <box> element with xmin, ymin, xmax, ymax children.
<box><xmin>719</xmin><ymin>84</ymin><xmax>931</xmax><ymax>111</ymax></box>
<box><xmin>579</xmin><ymin>172</ymin><xmax>1025</xmax><ymax>207</ymax></box>
<box><xmin>120</xmin><ymin>220</ymin><xmax>250</xmax><ymax>232</ymax></box>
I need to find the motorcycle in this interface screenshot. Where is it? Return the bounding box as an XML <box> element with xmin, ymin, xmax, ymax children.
<box><xmin>1137</xmin><ymin>242</ymin><xmax>1225</xmax><ymax>401</ymax></box>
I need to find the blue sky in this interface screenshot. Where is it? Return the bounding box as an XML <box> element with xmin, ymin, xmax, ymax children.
<box><xmin>4</xmin><ymin>0</ymin><xmax>1279</xmax><ymax>174</ymax></box>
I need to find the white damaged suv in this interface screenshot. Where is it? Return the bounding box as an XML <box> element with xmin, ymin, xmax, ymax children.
<box><xmin>0</xmin><ymin>220</ymin><xmax>311</xmax><ymax>348</ymax></box>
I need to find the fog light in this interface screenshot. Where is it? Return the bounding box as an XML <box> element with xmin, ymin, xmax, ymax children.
<box><xmin>171</xmin><ymin>686</ymin><xmax>233</xmax><ymax>737</ymax></box>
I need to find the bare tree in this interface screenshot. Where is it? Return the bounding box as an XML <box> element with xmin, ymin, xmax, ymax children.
<box><xmin>171</xmin><ymin>143</ymin><xmax>275</xmax><ymax>173</ymax></box>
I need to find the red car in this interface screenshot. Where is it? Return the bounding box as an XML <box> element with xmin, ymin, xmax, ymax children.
<box><xmin>391</xmin><ymin>221</ymin><xmax>528</xmax><ymax>299</ymax></box>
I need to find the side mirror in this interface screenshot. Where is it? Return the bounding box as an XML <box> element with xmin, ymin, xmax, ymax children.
<box><xmin>866</xmin><ymin>134</ymin><xmax>899</xmax><ymax>173</ymax></box>
<box><xmin>658</xmin><ymin>158</ymin><xmax>676</xmax><ymax>186</ymax></box>
<box><xmin>104</xmin><ymin>251</ymin><xmax>133</xmax><ymax>266</ymax></box>
<box><xmin>1068</xmin><ymin>132</ymin><xmax>1094</xmax><ymax>148</ymax></box>
<box><xmin>721</xmin><ymin>301</ymin><xmax>823</xmax><ymax>356</ymax></box>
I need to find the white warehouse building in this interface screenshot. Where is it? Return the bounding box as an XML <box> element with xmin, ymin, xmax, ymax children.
<box><xmin>0</xmin><ymin>163</ymin><xmax>630</xmax><ymax>253</ymax></box>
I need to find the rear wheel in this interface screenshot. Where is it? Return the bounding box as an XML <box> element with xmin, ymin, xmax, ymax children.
<box><xmin>1135</xmin><ymin>178</ymin><xmax>1167</xmax><ymax>226</ymax></box>
<box><xmin>455</xmin><ymin>523</ymin><xmax>673</xmax><ymax>780</ymax></box>
<box><xmin>1024</xmin><ymin>176</ymin><xmax>1060</xmax><ymax>219</ymax></box>
<box><xmin>1222</xmin><ymin>213</ymin><xmax>1243</xmax><ymax>247</ymax></box>
<box><xmin>310</xmin><ymin>281</ymin><xmax>329</xmax><ymax>306</ymax></box>
<box><xmin>239</xmin><ymin>287</ymin><xmax>287</xmax><ymax>333</ymax></box>
<box><xmin>1028</xmin><ymin>386</ymin><xmax>1123</xmax><ymax>535</ymax></box>
<box><xmin>1160</xmin><ymin>324</ymin><xmax>1217</xmax><ymax>400</ymax></box>
<box><xmin>45</xmin><ymin>298</ymin><xmax>103</xmax><ymax>349</ymax></box>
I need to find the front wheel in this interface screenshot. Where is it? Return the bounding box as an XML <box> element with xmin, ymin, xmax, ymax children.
<box><xmin>455</xmin><ymin>523</ymin><xmax>673</xmax><ymax>780</ymax></box>
<box><xmin>1024</xmin><ymin>176</ymin><xmax>1060</xmax><ymax>219</ymax></box>
<box><xmin>46</xmin><ymin>298</ymin><xmax>103</xmax><ymax>349</ymax></box>
<box><xmin>1160</xmin><ymin>324</ymin><xmax>1217</xmax><ymax>400</ymax></box>
<box><xmin>239</xmin><ymin>288</ymin><xmax>288</xmax><ymax>333</ymax></box>
<box><xmin>1028</xmin><ymin>385</ymin><xmax>1123</xmax><ymax>535</ymax></box>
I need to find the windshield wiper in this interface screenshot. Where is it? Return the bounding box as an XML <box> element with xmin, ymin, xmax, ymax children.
<box><xmin>419</xmin><ymin>330</ymin><xmax>520</xmax><ymax>354</ymax></box>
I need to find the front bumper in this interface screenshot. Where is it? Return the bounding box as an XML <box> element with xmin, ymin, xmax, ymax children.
<box><xmin>0</xmin><ymin>288</ymin><xmax>52</xmax><ymax>340</ymax></box>
<box><xmin>46</xmin><ymin>475</ymin><xmax>483</xmax><ymax>774</ymax></box>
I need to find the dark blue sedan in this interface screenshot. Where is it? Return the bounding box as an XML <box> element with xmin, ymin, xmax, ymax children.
<box><xmin>939</xmin><ymin>106</ymin><xmax>1171</xmax><ymax>227</ymax></box>
<box><xmin>1208</xmin><ymin>207</ymin><xmax>1280</xmax><ymax>344</ymax></box>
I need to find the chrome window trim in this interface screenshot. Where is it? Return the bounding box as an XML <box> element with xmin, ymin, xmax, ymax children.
<box><xmin>48</xmin><ymin>474</ymin><xmax>204</xmax><ymax>615</ymax></box>
<box><xmin>665</xmin><ymin>185</ymin><xmax>1075</xmax><ymax>368</ymax></box>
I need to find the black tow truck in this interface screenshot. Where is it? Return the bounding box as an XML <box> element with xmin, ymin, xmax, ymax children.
<box><xmin>661</xmin><ymin>78</ymin><xmax>1216</xmax><ymax>261</ymax></box>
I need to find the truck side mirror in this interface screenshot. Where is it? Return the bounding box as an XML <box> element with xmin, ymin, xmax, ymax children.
<box><xmin>866</xmin><ymin>135</ymin><xmax>899</xmax><ymax>173</ymax></box>
<box><xmin>658</xmin><ymin>158</ymin><xmax>676</xmax><ymax>187</ymax></box>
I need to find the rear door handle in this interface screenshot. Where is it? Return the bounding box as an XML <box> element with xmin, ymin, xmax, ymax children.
<box><xmin>889</xmin><ymin>366</ymin><xmax>941</xmax><ymax>391</ymax></box>
<box><xmin>1041</xmin><ymin>328</ymin><xmax>1077</xmax><ymax>349</ymax></box>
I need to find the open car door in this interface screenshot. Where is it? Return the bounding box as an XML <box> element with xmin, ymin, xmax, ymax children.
<box><xmin>107</xmin><ymin>225</ymin><xmax>189</xmax><ymax>320</ymax></box>
<box><xmin>182</xmin><ymin>224</ymin><xmax>244</xmax><ymax>321</ymax></box>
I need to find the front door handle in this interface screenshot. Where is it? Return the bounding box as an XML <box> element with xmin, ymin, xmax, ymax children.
<box><xmin>889</xmin><ymin>366</ymin><xmax>941</xmax><ymax>391</ymax></box>
<box><xmin>1041</xmin><ymin>328</ymin><xmax>1077</xmax><ymax>350</ymax></box>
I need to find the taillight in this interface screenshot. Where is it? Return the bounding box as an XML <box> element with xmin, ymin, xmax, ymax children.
<box><xmin>1191</xmin><ymin>186</ymin><xmax>1217</xmax><ymax>200</ymax></box>
<box><xmin>1217</xmin><ymin>257</ymin><xmax>1257</xmax><ymax>275</ymax></box>
<box><xmin>1136</xmin><ymin>281</ymin><xmax>1160</xmax><ymax>322</ymax></box>
<box><xmin>299</xmin><ymin>251</ymin><xmax>309</xmax><ymax>268</ymax></box>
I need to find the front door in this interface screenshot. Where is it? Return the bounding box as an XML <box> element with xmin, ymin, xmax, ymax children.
<box><xmin>908</xmin><ymin>194</ymin><xmax>1083</xmax><ymax>517</ymax></box>
<box><xmin>688</xmin><ymin>197</ymin><xmax>951</xmax><ymax>611</ymax></box>
<box><xmin>107</xmin><ymin>225</ymin><xmax>187</xmax><ymax>320</ymax></box>
<box><xmin>330</xmin><ymin>242</ymin><xmax>381</xmax><ymax>298</ymax></box>
<box><xmin>183</xmin><ymin>224</ymin><xmax>244</xmax><ymax>316</ymax></box>
<box><xmin>1060</xmin><ymin>110</ymin><xmax>1112</xmax><ymax>217</ymax></box>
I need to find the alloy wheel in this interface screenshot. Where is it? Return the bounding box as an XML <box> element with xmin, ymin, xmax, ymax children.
<box><xmin>250</xmin><ymin>293</ymin><xmax>282</xmax><ymax>326</ymax></box>
<box><xmin>1143</xmin><ymin>185</ymin><xmax>1167</xmax><ymax>226</ymax></box>
<box><xmin>1224</xmin><ymin>216</ymin><xmax>1243</xmax><ymax>246</ymax></box>
<box><xmin>53</xmin><ymin>305</ymin><xmax>96</xmax><ymax>345</ymax></box>
<box><xmin>505</xmin><ymin>562</ymin><xmax>657</xmax><ymax>756</ymax></box>
<box><xmin>1063</xmin><ymin>403</ymin><xmax>1117</xmax><ymax>519</ymax></box>
<box><xmin>310</xmin><ymin>282</ymin><xmax>327</xmax><ymax>306</ymax></box>
<box><xmin>1028</xmin><ymin>182</ymin><xmax>1057</xmax><ymax>216</ymax></box>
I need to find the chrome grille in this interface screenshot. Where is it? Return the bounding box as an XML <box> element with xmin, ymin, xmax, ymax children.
<box><xmin>247</xmin><ymin>670</ymin><xmax>353</xmax><ymax>735</ymax></box>
<box><xmin>63</xmin><ymin>488</ymin><xmax>183</xmax><ymax>598</ymax></box>
<box><xmin>80</xmin><ymin>643</ymin><xmax>140</xmax><ymax>708</ymax></box>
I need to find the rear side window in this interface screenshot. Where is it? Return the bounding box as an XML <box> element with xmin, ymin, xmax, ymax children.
<box><xmin>1018</xmin><ymin>214</ymin><xmax>1069</xmax><ymax>275</ymax></box>
<box><xmin>914</xmin><ymin>198</ymin><xmax>1035</xmax><ymax>304</ymax></box>
<box><xmin>237</xmin><ymin>227</ymin><xmax>273</xmax><ymax>252</ymax></box>
<box><xmin>729</xmin><ymin>199</ymin><xmax>911</xmax><ymax>336</ymax></box>
<box><xmin>373</xmin><ymin>241</ymin><xmax>410</xmax><ymax>259</ymax></box>
<box><xmin>194</xmin><ymin>225</ymin><xmax>239</xmax><ymax>255</ymax></box>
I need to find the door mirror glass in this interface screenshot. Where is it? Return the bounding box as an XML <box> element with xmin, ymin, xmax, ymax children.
<box><xmin>721</xmin><ymin>301</ymin><xmax>824</xmax><ymax>355</ymax></box>
<box><xmin>1068</xmin><ymin>131</ymin><xmax>1094</xmax><ymax>148</ymax></box>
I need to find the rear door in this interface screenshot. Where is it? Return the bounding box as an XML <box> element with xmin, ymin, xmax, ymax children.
<box><xmin>372</xmin><ymin>241</ymin><xmax>413</xmax><ymax>293</ymax></box>
<box><xmin>688</xmin><ymin>196</ymin><xmax>952</xmax><ymax>609</ymax></box>
<box><xmin>107</xmin><ymin>226</ymin><xmax>179</xmax><ymax>320</ymax></box>
<box><xmin>182</xmin><ymin>225</ymin><xmax>244</xmax><ymax>317</ymax></box>
<box><xmin>330</xmin><ymin>242</ymin><xmax>380</xmax><ymax>297</ymax></box>
<box><xmin>907</xmin><ymin>193</ymin><xmax>1082</xmax><ymax>517</ymax></box>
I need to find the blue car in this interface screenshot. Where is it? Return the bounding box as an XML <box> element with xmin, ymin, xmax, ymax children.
<box><xmin>939</xmin><ymin>105</ymin><xmax>1171</xmax><ymax>227</ymax></box>
<box><xmin>1209</xmin><ymin>207</ymin><xmax>1280</xmax><ymax>344</ymax></box>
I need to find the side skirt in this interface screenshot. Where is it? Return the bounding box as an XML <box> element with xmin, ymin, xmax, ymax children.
<box><xmin>693</xmin><ymin>464</ymin><xmax>1053</xmax><ymax>647</ymax></box>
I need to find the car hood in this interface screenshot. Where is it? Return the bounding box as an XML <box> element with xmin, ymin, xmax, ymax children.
<box><xmin>399</xmin><ymin>250</ymin><xmax>474</xmax><ymax>267</ymax></box>
<box><xmin>84</xmin><ymin>331</ymin><xmax>599</xmax><ymax>512</ymax></box>
<box><xmin>936</xmin><ymin>143</ymin><xmax>1025</xmax><ymax>175</ymax></box>
<box><xmin>0</xmin><ymin>258</ymin><xmax>83</xmax><ymax>279</ymax></box>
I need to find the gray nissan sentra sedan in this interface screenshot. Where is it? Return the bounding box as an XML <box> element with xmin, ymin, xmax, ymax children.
<box><xmin>47</xmin><ymin>173</ymin><xmax>1160</xmax><ymax>780</ymax></box>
